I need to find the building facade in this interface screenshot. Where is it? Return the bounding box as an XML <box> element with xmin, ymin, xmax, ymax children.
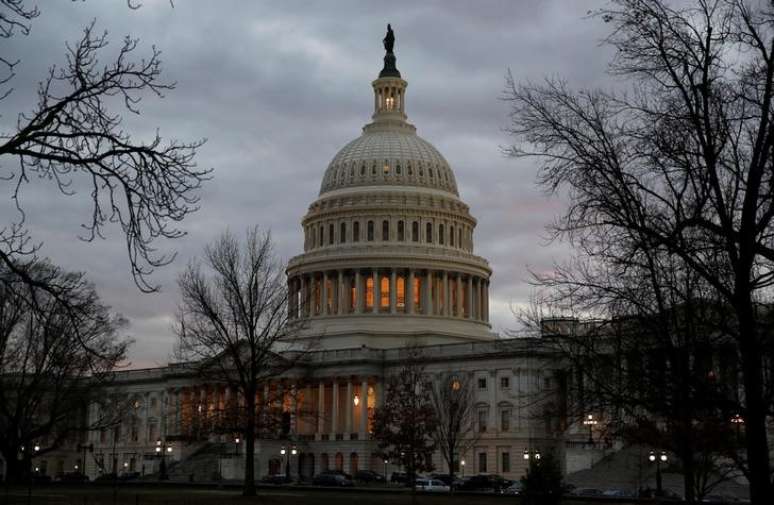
<box><xmin>27</xmin><ymin>32</ymin><xmax>586</xmax><ymax>484</ymax></box>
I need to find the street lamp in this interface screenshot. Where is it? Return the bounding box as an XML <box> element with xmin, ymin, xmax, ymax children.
<box><xmin>648</xmin><ymin>450</ymin><xmax>668</xmax><ymax>496</ymax></box>
<box><xmin>76</xmin><ymin>443</ymin><xmax>93</xmax><ymax>477</ymax></box>
<box><xmin>731</xmin><ymin>413</ymin><xmax>744</xmax><ymax>442</ymax></box>
<box><xmin>460</xmin><ymin>459</ymin><xmax>465</xmax><ymax>478</ymax></box>
<box><xmin>582</xmin><ymin>414</ymin><xmax>598</xmax><ymax>445</ymax></box>
<box><xmin>353</xmin><ymin>394</ymin><xmax>360</xmax><ymax>407</ymax></box>
<box><xmin>155</xmin><ymin>439</ymin><xmax>173</xmax><ymax>480</ymax></box>
<box><xmin>523</xmin><ymin>448</ymin><xmax>541</xmax><ymax>461</ymax></box>
<box><xmin>383</xmin><ymin>459</ymin><xmax>389</xmax><ymax>481</ymax></box>
<box><xmin>234</xmin><ymin>436</ymin><xmax>241</xmax><ymax>456</ymax></box>
<box><xmin>280</xmin><ymin>447</ymin><xmax>289</xmax><ymax>480</ymax></box>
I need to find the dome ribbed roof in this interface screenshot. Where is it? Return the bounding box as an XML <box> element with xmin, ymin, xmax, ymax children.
<box><xmin>319</xmin><ymin>130</ymin><xmax>459</xmax><ymax>196</ymax></box>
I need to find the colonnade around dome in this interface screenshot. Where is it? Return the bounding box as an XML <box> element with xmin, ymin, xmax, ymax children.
<box><xmin>288</xmin><ymin>267</ymin><xmax>489</xmax><ymax>323</ymax></box>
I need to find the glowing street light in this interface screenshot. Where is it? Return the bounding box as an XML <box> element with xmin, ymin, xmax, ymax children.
<box><xmin>582</xmin><ymin>414</ymin><xmax>598</xmax><ymax>445</ymax></box>
<box><xmin>648</xmin><ymin>450</ymin><xmax>668</xmax><ymax>496</ymax></box>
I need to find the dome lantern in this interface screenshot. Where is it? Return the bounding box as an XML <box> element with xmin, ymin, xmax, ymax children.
<box><xmin>369</xmin><ymin>24</ymin><xmax>409</xmax><ymax>130</ymax></box>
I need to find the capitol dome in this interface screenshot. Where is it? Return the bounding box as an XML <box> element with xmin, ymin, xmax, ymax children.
<box><xmin>286</xmin><ymin>30</ymin><xmax>493</xmax><ymax>349</ymax></box>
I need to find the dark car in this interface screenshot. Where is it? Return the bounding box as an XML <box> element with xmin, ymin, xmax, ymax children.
<box><xmin>458</xmin><ymin>474</ymin><xmax>511</xmax><ymax>492</ymax></box>
<box><xmin>119</xmin><ymin>472</ymin><xmax>140</xmax><ymax>481</ymax></box>
<box><xmin>313</xmin><ymin>473</ymin><xmax>354</xmax><ymax>487</ymax></box>
<box><xmin>56</xmin><ymin>472</ymin><xmax>89</xmax><ymax>483</ymax></box>
<box><xmin>261</xmin><ymin>474</ymin><xmax>291</xmax><ymax>484</ymax></box>
<box><xmin>319</xmin><ymin>469</ymin><xmax>353</xmax><ymax>480</ymax></box>
<box><xmin>354</xmin><ymin>470</ymin><xmax>385</xmax><ymax>483</ymax></box>
<box><xmin>390</xmin><ymin>471</ymin><xmax>408</xmax><ymax>484</ymax></box>
<box><xmin>430</xmin><ymin>473</ymin><xmax>453</xmax><ymax>485</ymax></box>
<box><xmin>31</xmin><ymin>474</ymin><xmax>52</xmax><ymax>485</ymax></box>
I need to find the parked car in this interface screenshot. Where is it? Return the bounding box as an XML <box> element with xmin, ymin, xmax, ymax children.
<box><xmin>603</xmin><ymin>488</ymin><xmax>637</xmax><ymax>498</ymax></box>
<box><xmin>415</xmin><ymin>478</ymin><xmax>450</xmax><ymax>493</ymax></box>
<box><xmin>390</xmin><ymin>471</ymin><xmax>408</xmax><ymax>484</ymax></box>
<box><xmin>503</xmin><ymin>481</ymin><xmax>524</xmax><ymax>495</ymax></box>
<box><xmin>457</xmin><ymin>474</ymin><xmax>511</xmax><ymax>493</ymax></box>
<box><xmin>354</xmin><ymin>470</ymin><xmax>385</xmax><ymax>483</ymax></box>
<box><xmin>56</xmin><ymin>472</ymin><xmax>89</xmax><ymax>483</ymax></box>
<box><xmin>319</xmin><ymin>469</ymin><xmax>353</xmax><ymax>480</ymax></box>
<box><xmin>93</xmin><ymin>472</ymin><xmax>117</xmax><ymax>482</ymax></box>
<box><xmin>119</xmin><ymin>472</ymin><xmax>140</xmax><ymax>481</ymax></box>
<box><xmin>313</xmin><ymin>473</ymin><xmax>354</xmax><ymax>487</ymax></box>
<box><xmin>261</xmin><ymin>473</ymin><xmax>291</xmax><ymax>484</ymax></box>
<box><xmin>571</xmin><ymin>487</ymin><xmax>604</xmax><ymax>497</ymax></box>
<box><xmin>31</xmin><ymin>474</ymin><xmax>52</xmax><ymax>485</ymax></box>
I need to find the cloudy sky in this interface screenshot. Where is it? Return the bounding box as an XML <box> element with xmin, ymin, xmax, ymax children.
<box><xmin>1</xmin><ymin>0</ymin><xmax>614</xmax><ymax>368</ymax></box>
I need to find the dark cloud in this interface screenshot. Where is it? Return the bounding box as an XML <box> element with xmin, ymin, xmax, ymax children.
<box><xmin>1</xmin><ymin>0</ymin><xmax>611</xmax><ymax>367</ymax></box>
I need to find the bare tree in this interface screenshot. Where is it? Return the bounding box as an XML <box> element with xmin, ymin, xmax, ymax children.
<box><xmin>504</xmin><ymin>1</ymin><xmax>774</xmax><ymax>501</ymax></box>
<box><xmin>373</xmin><ymin>344</ymin><xmax>438</xmax><ymax>496</ymax></box>
<box><xmin>429</xmin><ymin>372</ymin><xmax>478</xmax><ymax>492</ymax></box>
<box><xmin>0</xmin><ymin>259</ymin><xmax>130</xmax><ymax>483</ymax></box>
<box><xmin>175</xmin><ymin>227</ymin><xmax>308</xmax><ymax>496</ymax></box>
<box><xmin>0</xmin><ymin>1</ymin><xmax>209</xmax><ymax>296</ymax></box>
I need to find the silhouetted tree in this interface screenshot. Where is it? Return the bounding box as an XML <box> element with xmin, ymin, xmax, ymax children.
<box><xmin>505</xmin><ymin>1</ymin><xmax>774</xmax><ymax>501</ymax></box>
<box><xmin>0</xmin><ymin>259</ymin><xmax>129</xmax><ymax>483</ymax></box>
<box><xmin>175</xmin><ymin>228</ymin><xmax>308</xmax><ymax>496</ymax></box>
<box><xmin>0</xmin><ymin>1</ymin><xmax>208</xmax><ymax>297</ymax></box>
<box><xmin>429</xmin><ymin>372</ymin><xmax>478</xmax><ymax>491</ymax></box>
<box><xmin>521</xmin><ymin>449</ymin><xmax>564</xmax><ymax>505</ymax></box>
<box><xmin>373</xmin><ymin>345</ymin><xmax>438</xmax><ymax>494</ymax></box>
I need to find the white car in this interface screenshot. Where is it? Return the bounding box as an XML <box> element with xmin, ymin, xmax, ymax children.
<box><xmin>415</xmin><ymin>478</ymin><xmax>451</xmax><ymax>492</ymax></box>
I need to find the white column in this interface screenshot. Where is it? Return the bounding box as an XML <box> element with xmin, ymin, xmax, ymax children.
<box><xmin>406</xmin><ymin>269</ymin><xmax>414</xmax><ymax>315</ymax></box>
<box><xmin>317</xmin><ymin>382</ymin><xmax>325</xmax><ymax>439</ymax></box>
<box><xmin>338</xmin><ymin>270</ymin><xmax>345</xmax><ymax>315</ymax></box>
<box><xmin>345</xmin><ymin>380</ymin><xmax>353</xmax><ymax>437</ymax></box>
<box><xmin>355</xmin><ymin>270</ymin><xmax>363</xmax><ymax>314</ymax></box>
<box><xmin>372</xmin><ymin>269</ymin><xmax>380</xmax><ymax>313</ymax></box>
<box><xmin>424</xmin><ymin>271</ymin><xmax>432</xmax><ymax>315</ymax></box>
<box><xmin>359</xmin><ymin>379</ymin><xmax>368</xmax><ymax>437</ymax></box>
<box><xmin>321</xmin><ymin>272</ymin><xmax>328</xmax><ymax>316</ymax></box>
<box><xmin>389</xmin><ymin>269</ymin><xmax>397</xmax><ymax>314</ymax></box>
<box><xmin>331</xmin><ymin>380</ymin><xmax>339</xmax><ymax>437</ymax></box>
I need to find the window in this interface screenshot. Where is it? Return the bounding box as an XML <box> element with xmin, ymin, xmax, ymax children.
<box><xmin>367</xmin><ymin>221</ymin><xmax>374</xmax><ymax>241</ymax></box>
<box><xmin>478</xmin><ymin>409</ymin><xmax>488</xmax><ymax>432</ymax></box>
<box><xmin>353</xmin><ymin>221</ymin><xmax>360</xmax><ymax>242</ymax></box>
<box><xmin>450</xmin><ymin>226</ymin><xmax>455</xmax><ymax>247</ymax></box>
<box><xmin>501</xmin><ymin>452</ymin><xmax>511</xmax><ymax>473</ymax></box>
<box><xmin>382</xmin><ymin>220</ymin><xmax>389</xmax><ymax>241</ymax></box>
<box><xmin>500</xmin><ymin>377</ymin><xmax>510</xmax><ymax>389</ymax></box>
<box><xmin>380</xmin><ymin>275</ymin><xmax>389</xmax><ymax>311</ymax></box>
<box><xmin>349</xmin><ymin>277</ymin><xmax>356</xmax><ymax>313</ymax></box>
<box><xmin>340</xmin><ymin>222</ymin><xmax>347</xmax><ymax>244</ymax></box>
<box><xmin>439</xmin><ymin>224</ymin><xmax>445</xmax><ymax>245</ymax></box>
<box><xmin>329</xmin><ymin>224</ymin><xmax>334</xmax><ymax>245</ymax></box>
<box><xmin>426</xmin><ymin>222</ymin><xmax>433</xmax><ymax>243</ymax></box>
<box><xmin>383</xmin><ymin>161</ymin><xmax>390</xmax><ymax>175</ymax></box>
<box><xmin>412</xmin><ymin>221</ymin><xmax>419</xmax><ymax>242</ymax></box>
<box><xmin>478</xmin><ymin>452</ymin><xmax>487</xmax><ymax>473</ymax></box>
<box><xmin>396</xmin><ymin>275</ymin><xmax>405</xmax><ymax>311</ymax></box>
<box><xmin>397</xmin><ymin>221</ymin><xmax>405</xmax><ymax>241</ymax></box>
<box><xmin>458</xmin><ymin>228</ymin><xmax>462</xmax><ymax>248</ymax></box>
<box><xmin>319</xmin><ymin>225</ymin><xmax>324</xmax><ymax>246</ymax></box>
<box><xmin>501</xmin><ymin>409</ymin><xmax>511</xmax><ymax>431</ymax></box>
<box><xmin>413</xmin><ymin>276</ymin><xmax>422</xmax><ymax>312</ymax></box>
<box><xmin>478</xmin><ymin>377</ymin><xmax>487</xmax><ymax>390</ymax></box>
<box><xmin>365</xmin><ymin>277</ymin><xmax>374</xmax><ymax>310</ymax></box>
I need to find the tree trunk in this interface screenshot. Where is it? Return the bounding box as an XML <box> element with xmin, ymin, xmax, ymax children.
<box><xmin>736</xmin><ymin>299</ymin><xmax>772</xmax><ymax>504</ymax></box>
<box><xmin>3</xmin><ymin>453</ymin><xmax>26</xmax><ymax>484</ymax></box>
<box><xmin>243</xmin><ymin>388</ymin><xmax>257</xmax><ymax>496</ymax></box>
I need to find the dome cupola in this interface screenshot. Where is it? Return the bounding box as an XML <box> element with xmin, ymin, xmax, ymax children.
<box><xmin>287</xmin><ymin>25</ymin><xmax>493</xmax><ymax>350</ymax></box>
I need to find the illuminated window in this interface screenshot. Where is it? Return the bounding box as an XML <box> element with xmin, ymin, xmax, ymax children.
<box><xmin>326</xmin><ymin>278</ymin><xmax>334</xmax><ymax>313</ymax></box>
<box><xmin>397</xmin><ymin>221</ymin><xmax>404</xmax><ymax>241</ymax></box>
<box><xmin>396</xmin><ymin>275</ymin><xmax>405</xmax><ymax>312</ymax></box>
<box><xmin>412</xmin><ymin>221</ymin><xmax>419</xmax><ymax>242</ymax></box>
<box><xmin>350</xmin><ymin>277</ymin><xmax>356</xmax><ymax>313</ymax></box>
<box><xmin>382</xmin><ymin>220</ymin><xmax>389</xmax><ymax>241</ymax></box>
<box><xmin>365</xmin><ymin>277</ymin><xmax>374</xmax><ymax>310</ymax></box>
<box><xmin>413</xmin><ymin>277</ymin><xmax>422</xmax><ymax>312</ymax></box>
<box><xmin>385</xmin><ymin>96</ymin><xmax>395</xmax><ymax>110</ymax></box>
<box><xmin>367</xmin><ymin>221</ymin><xmax>374</xmax><ymax>241</ymax></box>
<box><xmin>353</xmin><ymin>221</ymin><xmax>360</xmax><ymax>242</ymax></box>
<box><xmin>380</xmin><ymin>275</ymin><xmax>389</xmax><ymax>311</ymax></box>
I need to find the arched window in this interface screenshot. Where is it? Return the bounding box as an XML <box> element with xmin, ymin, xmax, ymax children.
<box><xmin>412</xmin><ymin>221</ymin><xmax>419</xmax><ymax>242</ymax></box>
<box><xmin>350</xmin><ymin>452</ymin><xmax>359</xmax><ymax>473</ymax></box>
<box><xmin>426</xmin><ymin>222</ymin><xmax>433</xmax><ymax>243</ymax></box>
<box><xmin>450</xmin><ymin>226</ymin><xmax>455</xmax><ymax>247</ymax></box>
<box><xmin>320</xmin><ymin>453</ymin><xmax>329</xmax><ymax>471</ymax></box>
<box><xmin>329</xmin><ymin>224</ymin><xmax>334</xmax><ymax>245</ymax></box>
<box><xmin>439</xmin><ymin>224</ymin><xmax>445</xmax><ymax>245</ymax></box>
<box><xmin>382</xmin><ymin>220</ymin><xmax>389</xmax><ymax>241</ymax></box>
<box><xmin>360</xmin><ymin>164</ymin><xmax>365</xmax><ymax>176</ymax></box>
<box><xmin>340</xmin><ymin>222</ymin><xmax>347</xmax><ymax>244</ymax></box>
<box><xmin>367</xmin><ymin>221</ymin><xmax>374</xmax><ymax>241</ymax></box>
<box><xmin>397</xmin><ymin>221</ymin><xmax>405</xmax><ymax>241</ymax></box>
<box><xmin>365</xmin><ymin>276</ymin><xmax>374</xmax><ymax>310</ymax></box>
<box><xmin>353</xmin><ymin>221</ymin><xmax>360</xmax><ymax>242</ymax></box>
<box><xmin>335</xmin><ymin>453</ymin><xmax>344</xmax><ymax>471</ymax></box>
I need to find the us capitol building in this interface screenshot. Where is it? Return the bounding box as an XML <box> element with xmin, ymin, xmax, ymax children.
<box><xmin>30</xmin><ymin>30</ymin><xmax>590</xmax><ymax>483</ymax></box>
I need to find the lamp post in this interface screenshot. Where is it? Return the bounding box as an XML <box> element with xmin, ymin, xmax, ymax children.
<box><xmin>383</xmin><ymin>459</ymin><xmax>389</xmax><ymax>482</ymax></box>
<box><xmin>582</xmin><ymin>414</ymin><xmax>598</xmax><ymax>445</ymax></box>
<box><xmin>76</xmin><ymin>443</ymin><xmax>93</xmax><ymax>478</ymax></box>
<box><xmin>155</xmin><ymin>439</ymin><xmax>173</xmax><ymax>480</ymax></box>
<box><xmin>648</xmin><ymin>450</ymin><xmax>667</xmax><ymax>496</ymax></box>
<box><xmin>281</xmin><ymin>447</ymin><xmax>288</xmax><ymax>480</ymax></box>
<box><xmin>460</xmin><ymin>459</ymin><xmax>465</xmax><ymax>479</ymax></box>
<box><xmin>291</xmin><ymin>447</ymin><xmax>298</xmax><ymax>483</ymax></box>
<box><xmin>234</xmin><ymin>436</ymin><xmax>241</xmax><ymax>456</ymax></box>
<box><xmin>523</xmin><ymin>448</ymin><xmax>541</xmax><ymax>462</ymax></box>
<box><xmin>730</xmin><ymin>414</ymin><xmax>744</xmax><ymax>443</ymax></box>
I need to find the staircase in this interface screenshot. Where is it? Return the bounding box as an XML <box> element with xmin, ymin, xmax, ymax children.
<box><xmin>165</xmin><ymin>442</ymin><xmax>228</xmax><ymax>483</ymax></box>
